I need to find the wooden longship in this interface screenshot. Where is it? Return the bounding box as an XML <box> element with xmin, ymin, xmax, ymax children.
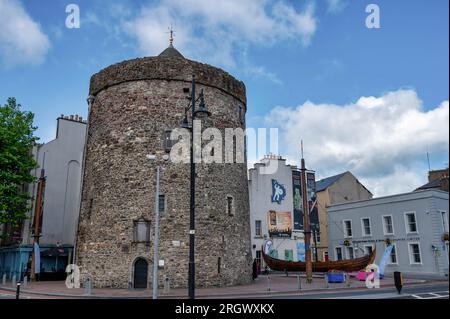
<box><xmin>262</xmin><ymin>247</ymin><xmax>376</xmax><ymax>272</ymax></box>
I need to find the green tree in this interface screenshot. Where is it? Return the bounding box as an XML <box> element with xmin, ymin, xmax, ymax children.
<box><xmin>0</xmin><ymin>98</ymin><xmax>38</xmax><ymax>238</ymax></box>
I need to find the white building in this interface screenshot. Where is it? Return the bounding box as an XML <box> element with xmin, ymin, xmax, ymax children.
<box><xmin>328</xmin><ymin>189</ymin><xmax>449</xmax><ymax>278</ymax></box>
<box><xmin>0</xmin><ymin>115</ymin><xmax>86</xmax><ymax>280</ymax></box>
<box><xmin>249</xmin><ymin>155</ymin><xmax>317</xmax><ymax>268</ymax></box>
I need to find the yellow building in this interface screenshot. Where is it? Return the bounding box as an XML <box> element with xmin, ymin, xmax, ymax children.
<box><xmin>314</xmin><ymin>171</ymin><xmax>372</xmax><ymax>261</ymax></box>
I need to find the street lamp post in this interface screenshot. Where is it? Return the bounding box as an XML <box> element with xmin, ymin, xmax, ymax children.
<box><xmin>181</xmin><ymin>75</ymin><xmax>211</xmax><ymax>300</ymax></box>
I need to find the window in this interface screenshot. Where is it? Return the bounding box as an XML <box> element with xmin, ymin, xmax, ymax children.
<box><xmin>316</xmin><ymin>231</ymin><xmax>321</xmax><ymax>243</ymax></box>
<box><xmin>405</xmin><ymin>212</ymin><xmax>418</xmax><ymax>234</ymax></box>
<box><xmin>388</xmin><ymin>244</ymin><xmax>398</xmax><ymax>264</ymax></box>
<box><xmin>343</xmin><ymin>220</ymin><xmax>353</xmax><ymax>238</ymax></box>
<box><xmin>346</xmin><ymin>246</ymin><xmax>354</xmax><ymax>259</ymax></box>
<box><xmin>270</xmin><ymin>249</ymin><xmax>278</xmax><ymax>259</ymax></box>
<box><xmin>441</xmin><ymin>211</ymin><xmax>449</xmax><ymax>232</ymax></box>
<box><xmin>255</xmin><ymin>250</ymin><xmax>262</xmax><ymax>264</ymax></box>
<box><xmin>133</xmin><ymin>217</ymin><xmax>150</xmax><ymax>243</ymax></box>
<box><xmin>365</xmin><ymin>245</ymin><xmax>373</xmax><ymax>256</ymax></box>
<box><xmin>285</xmin><ymin>249</ymin><xmax>293</xmax><ymax>261</ymax></box>
<box><xmin>226</xmin><ymin>196</ymin><xmax>234</xmax><ymax>216</ymax></box>
<box><xmin>238</xmin><ymin>105</ymin><xmax>245</xmax><ymax>125</ymax></box>
<box><xmin>361</xmin><ymin>218</ymin><xmax>372</xmax><ymax>236</ymax></box>
<box><xmin>335</xmin><ymin>247</ymin><xmax>343</xmax><ymax>261</ymax></box>
<box><xmin>158</xmin><ymin>195</ymin><xmax>165</xmax><ymax>214</ymax></box>
<box><xmin>164</xmin><ymin>130</ymin><xmax>176</xmax><ymax>152</ymax></box>
<box><xmin>382</xmin><ymin>215</ymin><xmax>394</xmax><ymax>235</ymax></box>
<box><xmin>255</xmin><ymin>220</ymin><xmax>262</xmax><ymax>237</ymax></box>
<box><xmin>408</xmin><ymin>243</ymin><xmax>422</xmax><ymax>264</ymax></box>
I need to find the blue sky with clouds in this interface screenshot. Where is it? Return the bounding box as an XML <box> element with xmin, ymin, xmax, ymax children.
<box><xmin>0</xmin><ymin>0</ymin><xmax>448</xmax><ymax>196</ymax></box>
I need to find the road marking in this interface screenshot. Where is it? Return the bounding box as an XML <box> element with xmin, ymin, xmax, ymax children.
<box><xmin>410</xmin><ymin>292</ymin><xmax>449</xmax><ymax>299</ymax></box>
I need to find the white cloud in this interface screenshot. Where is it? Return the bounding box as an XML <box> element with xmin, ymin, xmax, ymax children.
<box><xmin>326</xmin><ymin>0</ymin><xmax>347</xmax><ymax>14</ymax></box>
<box><xmin>264</xmin><ymin>89</ymin><xmax>450</xmax><ymax>196</ymax></box>
<box><xmin>123</xmin><ymin>0</ymin><xmax>317</xmax><ymax>69</ymax></box>
<box><xmin>0</xmin><ymin>0</ymin><xmax>50</xmax><ymax>67</ymax></box>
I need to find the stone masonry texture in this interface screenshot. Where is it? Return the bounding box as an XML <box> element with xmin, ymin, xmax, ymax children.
<box><xmin>75</xmin><ymin>54</ymin><xmax>253</xmax><ymax>289</ymax></box>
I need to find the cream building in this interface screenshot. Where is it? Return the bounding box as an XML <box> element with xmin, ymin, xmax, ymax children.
<box><xmin>315</xmin><ymin>171</ymin><xmax>372</xmax><ymax>261</ymax></box>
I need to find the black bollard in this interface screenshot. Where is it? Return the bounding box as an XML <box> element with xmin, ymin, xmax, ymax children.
<box><xmin>16</xmin><ymin>282</ymin><xmax>21</xmax><ymax>300</ymax></box>
<box><xmin>394</xmin><ymin>271</ymin><xmax>403</xmax><ymax>294</ymax></box>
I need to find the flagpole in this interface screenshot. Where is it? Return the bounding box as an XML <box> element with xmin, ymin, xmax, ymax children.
<box><xmin>300</xmin><ymin>141</ymin><xmax>313</xmax><ymax>283</ymax></box>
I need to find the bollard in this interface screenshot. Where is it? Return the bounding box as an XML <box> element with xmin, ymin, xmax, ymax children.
<box><xmin>394</xmin><ymin>271</ymin><xmax>403</xmax><ymax>294</ymax></box>
<box><xmin>325</xmin><ymin>273</ymin><xmax>329</xmax><ymax>288</ymax></box>
<box><xmin>297</xmin><ymin>275</ymin><xmax>301</xmax><ymax>290</ymax></box>
<box><xmin>16</xmin><ymin>282</ymin><xmax>21</xmax><ymax>300</ymax></box>
<box><xmin>267</xmin><ymin>276</ymin><xmax>271</xmax><ymax>291</ymax></box>
<box><xmin>12</xmin><ymin>275</ymin><xmax>16</xmax><ymax>287</ymax></box>
<box><xmin>285</xmin><ymin>269</ymin><xmax>288</xmax><ymax>277</ymax></box>
<box><xmin>2</xmin><ymin>274</ymin><xmax>5</xmax><ymax>286</ymax></box>
<box><xmin>83</xmin><ymin>278</ymin><xmax>92</xmax><ymax>296</ymax></box>
<box><xmin>346</xmin><ymin>273</ymin><xmax>351</xmax><ymax>287</ymax></box>
<box><xmin>163</xmin><ymin>276</ymin><xmax>171</xmax><ymax>295</ymax></box>
<box><xmin>23</xmin><ymin>276</ymin><xmax>28</xmax><ymax>288</ymax></box>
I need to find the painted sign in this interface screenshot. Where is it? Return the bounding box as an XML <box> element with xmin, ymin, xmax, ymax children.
<box><xmin>267</xmin><ymin>210</ymin><xmax>292</xmax><ymax>238</ymax></box>
<box><xmin>292</xmin><ymin>170</ymin><xmax>303</xmax><ymax>231</ymax></box>
<box><xmin>271</xmin><ymin>179</ymin><xmax>287</xmax><ymax>204</ymax></box>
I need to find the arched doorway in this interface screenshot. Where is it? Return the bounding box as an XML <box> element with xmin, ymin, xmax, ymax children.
<box><xmin>133</xmin><ymin>258</ymin><xmax>148</xmax><ymax>289</ymax></box>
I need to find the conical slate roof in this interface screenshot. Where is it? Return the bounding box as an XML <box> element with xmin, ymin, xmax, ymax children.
<box><xmin>158</xmin><ymin>45</ymin><xmax>185</xmax><ymax>59</ymax></box>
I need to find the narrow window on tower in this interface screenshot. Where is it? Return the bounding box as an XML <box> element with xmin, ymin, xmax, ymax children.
<box><xmin>217</xmin><ymin>257</ymin><xmax>221</xmax><ymax>274</ymax></box>
<box><xmin>226</xmin><ymin>196</ymin><xmax>234</xmax><ymax>216</ymax></box>
<box><xmin>158</xmin><ymin>194</ymin><xmax>166</xmax><ymax>214</ymax></box>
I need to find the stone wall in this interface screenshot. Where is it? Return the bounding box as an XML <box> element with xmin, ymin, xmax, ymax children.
<box><xmin>75</xmin><ymin>56</ymin><xmax>253</xmax><ymax>289</ymax></box>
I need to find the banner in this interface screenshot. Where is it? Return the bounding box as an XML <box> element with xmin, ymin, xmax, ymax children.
<box><xmin>292</xmin><ymin>171</ymin><xmax>303</xmax><ymax>231</ymax></box>
<box><xmin>267</xmin><ymin>211</ymin><xmax>292</xmax><ymax>238</ymax></box>
<box><xmin>378</xmin><ymin>245</ymin><xmax>394</xmax><ymax>277</ymax></box>
<box><xmin>306</xmin><ymin>172</ymin><xmax>320</xmax><ymax>232</ymax></box>
<box><xmin>34</xmin><ymin>242</ymin><xmax>41</xmax><ymax>274</ymax></box>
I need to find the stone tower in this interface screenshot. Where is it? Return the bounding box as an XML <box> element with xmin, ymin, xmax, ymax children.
<box><xmin>75</xmin><ymin>44</ymin><xmax>253</xmax><ymax>289</ymax></box>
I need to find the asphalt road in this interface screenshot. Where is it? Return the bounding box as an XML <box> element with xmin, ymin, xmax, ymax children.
<box><xmin>257</xmin><ymin>283</ymin><xmax>449</xmax><ymax>299</ymax></box>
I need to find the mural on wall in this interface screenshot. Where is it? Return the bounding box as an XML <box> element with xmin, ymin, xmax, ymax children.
<box><xmin>271</xmin><ymin>179</ymin><xmax>287</xmax><ymax>204</ymax></box>
<box><xmin>292</xmin><ymin>170</ymin><xmax>303</xmax><ymax>231</ymax></box>
<box><xmin>267</xmin><ymin>210</ymin><xmax>292</xmax><ymax>238</ymax></box>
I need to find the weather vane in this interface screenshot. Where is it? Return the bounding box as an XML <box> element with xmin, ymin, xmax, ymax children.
<box><xmin>167</xmin><ymin>25</ymin><xmax>175</xmax><ymax>46</ymax></box>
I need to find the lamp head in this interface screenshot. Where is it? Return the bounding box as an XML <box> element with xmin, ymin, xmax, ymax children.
<box><xmin>194</xmin><ymin>90</ymin><xmax>211</xmax><ymax>119</ymax></box>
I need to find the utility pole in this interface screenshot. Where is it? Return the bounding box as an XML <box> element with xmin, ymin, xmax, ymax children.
<box><xmin>300</xmin><ymin>141</ymin><xmax>313</xmax><ymax>283</ymax></box>
<box><xmin>31</xmin><ymin>168</ymin><xmax>46</xmax><ymax>281</ymax></box>
<box><xmin>152</xmin><ymin>166</ymin><xmax>160</xmax><ymax>299</ymax></box>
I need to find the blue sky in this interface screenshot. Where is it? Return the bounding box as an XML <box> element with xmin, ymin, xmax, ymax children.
<box><xmin>0</xmin><ymin>0</ymin><xmax>448</xmax><ymax>196</ymax></box>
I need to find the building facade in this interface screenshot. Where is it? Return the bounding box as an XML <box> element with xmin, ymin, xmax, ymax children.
<box><xmin>315</xmin><ymin>172</ymin><xmax>372</xmax><ymax>261</ymax></box>
<box><xmin>0</xmin><ymin>115</ymin><xmax>86</xmax><ymax>280</ymax></box>
<box><xmin>249</xmin><ymin>155</ymin><xmax>320</xmax><ymax>268</ymax></box>
<box><xmin>75</xmin><ymin>44</ymin><xmax>253</xmax><ymax>289</ymax></box>
<box><xmin>328</xmin><ymin>189</ymin><xmax>449</xmax><ymax>277</ymax></box>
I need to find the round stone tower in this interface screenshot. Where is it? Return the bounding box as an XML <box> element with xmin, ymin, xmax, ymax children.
<box><xmin>75</xmin><ymin>44</ymin><xmax>253</xmax><ymax>289</ymax></box>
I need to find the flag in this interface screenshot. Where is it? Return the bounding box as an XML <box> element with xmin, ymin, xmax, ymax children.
<box><xmin>378</xmin><ymin>245</ymin><xmax>393</xmax><ymax>277</ymax></box>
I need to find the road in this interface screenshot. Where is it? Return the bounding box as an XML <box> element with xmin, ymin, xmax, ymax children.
<box><xmin>256</xmin><ymin>283</ymin><xmax>449</xmax><ymax>299</ymax></box>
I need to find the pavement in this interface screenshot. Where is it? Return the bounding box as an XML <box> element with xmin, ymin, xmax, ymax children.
<box><xmin>0</xmin><ymin>273</ymin><xmax>443</xmax><ymax>299</ymax></box>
